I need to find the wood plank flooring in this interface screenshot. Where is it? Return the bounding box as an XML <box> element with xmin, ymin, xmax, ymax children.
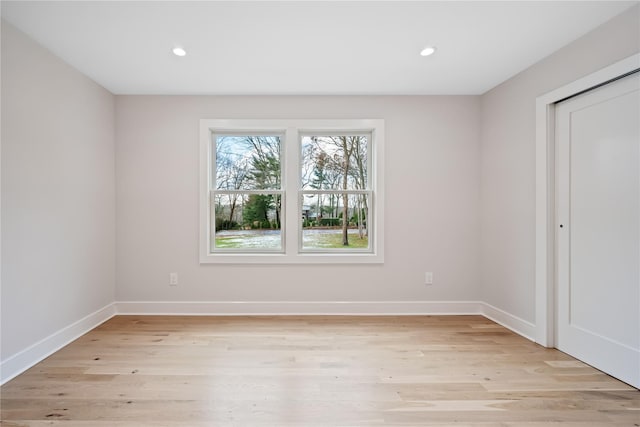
<box><xmin>1</xmin><ymin>315</ymin><xmax>638</xmax><ymax>426</ymax></box>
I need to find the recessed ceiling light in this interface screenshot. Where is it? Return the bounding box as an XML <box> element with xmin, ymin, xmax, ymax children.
<box><xmin>420</xmin><ymin>46</ymin><xmax>437</xmax><ymax>57</ymax></box>
<box><xmin>172</xmin><ymin>47</ymin><xmax>187</xmax><ymax>57</ymax></box>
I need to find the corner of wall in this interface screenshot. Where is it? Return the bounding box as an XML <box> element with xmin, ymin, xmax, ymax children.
<box><xmin>0</xmin><ymin>303</ymin><xmax>117</xmax><ymax>385</ymax></box>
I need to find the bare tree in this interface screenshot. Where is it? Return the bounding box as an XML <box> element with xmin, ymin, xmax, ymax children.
<box><xmin>216</xmin><ymin>137</ymin><xmax>250</xmax><ymax>229</ymax></box>
<box><xmin>351</xmin><ymin>137</ymin><xmax>368</xmax><ymax>238</ymax></box>
<box><xmin>333</xmin><ymin>136</ymin><xmax>357</xmax><ymax>245</ymax></box>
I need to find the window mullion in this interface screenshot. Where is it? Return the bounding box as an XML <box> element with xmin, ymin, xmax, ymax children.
<box><xmin>284</xmin><ymin>127</ymin><xmax>299</xmax><ymax>256</ymax></box>
<box><xmin>368</xmin><ymin>130</ymin><xmax>373</xmax><ymax>190</ymax></box>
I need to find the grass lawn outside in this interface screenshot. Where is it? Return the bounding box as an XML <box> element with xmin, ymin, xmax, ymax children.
<box><xmin>302</xmin><ymin>230</ymin><xmax>369</xmax><ymax>249</ymax></box>
<box><xmin>215</xmin><ymin>228</ymin><xmax>368</xmax><ymax>250</ymax></box>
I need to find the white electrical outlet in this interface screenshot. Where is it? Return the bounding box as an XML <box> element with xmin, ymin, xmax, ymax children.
<box><xmin>169</xmin><ymin>272</ymin><xmax>178</xmax><ymax>286</ymax></box>
<box><xmin>425</xmin><ymin>272</ymin><xmax>433</xmax><ymax>285</ymax></box>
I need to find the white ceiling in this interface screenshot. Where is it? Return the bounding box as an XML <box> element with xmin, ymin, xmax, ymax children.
<box><xmin>1</xmin><ymin>1</ymin><xmax>636</xmax><ymax>95</ymax></box>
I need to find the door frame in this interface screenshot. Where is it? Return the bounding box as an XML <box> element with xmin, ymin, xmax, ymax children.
<box><xmin>535</xmin><ymin>53</ymin><xmax>640</xmax><ymax>347</ymax></box>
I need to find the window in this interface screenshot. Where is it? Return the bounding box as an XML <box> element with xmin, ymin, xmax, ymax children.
<box><xmin>300</xmin><ymin>134</ymin><xmax>371</xmax><ymax>252</ymax></box>
<box><xmin>200</xmin><ymin>119</ymin><xmax>384</xmax><ymax>263</ymax></box>
<box><xmin>213</xmin><ymin>134</ymin><xmax>283</xmax><ymax>252</ymax></box>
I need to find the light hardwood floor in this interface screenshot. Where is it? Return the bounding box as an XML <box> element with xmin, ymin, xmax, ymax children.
<box><xmin>1</xmin><ymin>315</ymin><xmax>638</xmax><ymax>426</ymax></box>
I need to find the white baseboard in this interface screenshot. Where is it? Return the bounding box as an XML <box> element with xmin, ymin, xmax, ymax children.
<box><xmin>115</xmin><ymin>301</ymin><xmax>536</xmax><ymax>341</ymax></box>
<box><xmin>0</xmin><ymin>303</ymin><xmax>117</xmax><ymax>385</ymax></box>
<box><xmin>480</xmin><ymin>302</ymin><xmax>536</xmax><ymax>341</ymax></box>
<box><xmin>115</xmin><ymin>300</ymin><xmax>484</xmax><ymax>316</ymax></box>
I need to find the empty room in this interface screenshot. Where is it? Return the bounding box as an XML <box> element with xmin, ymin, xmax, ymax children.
<box><xmin>1</xmin><ymin>1</ymin><xmax>639</xmax><ymax>425</ymax></box>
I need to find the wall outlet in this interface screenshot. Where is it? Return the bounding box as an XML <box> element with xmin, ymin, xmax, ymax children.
<box><xmin>425</xmin><ymin>272</ymin><xmax>433</xmax><ymax>285</ymax></box>
<box><xmin>169</xmin><ymin>272</ymin><xmax>178</xmax><ymax>286</ymax></box>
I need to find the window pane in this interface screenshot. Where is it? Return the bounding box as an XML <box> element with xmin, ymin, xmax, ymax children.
<box><xmin>216</xmin><ymin>135</ymin><xmax>281</xmax><ymax>190</ymax></box>
<box><xmin>212</xmin><ymin>193</ymin><xmax>282</xmax><ymax>251</ymax></box>
<box><xmin>300</xmin><ymin>135</ymin><xmax>368</xmax><ymax>191</ymax></box>
<box><xmin>301</xmin><ymin>193</ymin><xmax>369</xmax><ymax>250</ymax></box>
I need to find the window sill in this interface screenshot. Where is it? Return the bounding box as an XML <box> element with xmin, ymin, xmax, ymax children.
<box><xmin>199</xmin><ymin>252</ymin><xmax>384</xmax><ymax>264</ymax></box>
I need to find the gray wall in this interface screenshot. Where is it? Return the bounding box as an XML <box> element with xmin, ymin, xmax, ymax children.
<box><xmin>479</xmin><ymin>5</ymin><xmax>640</xmax><ymax>323</ymax></box>
<box><xmin>1</xmin><ymin>22</ymin><xmax>116</xmax><ymax>359</ymax></box>
<box><xmin>115</xmin><ymin>95</ymin><xmax>481</xmax><ymax>303</ymax></box>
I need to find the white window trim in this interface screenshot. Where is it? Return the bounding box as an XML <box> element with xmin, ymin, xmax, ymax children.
<box><xmin>199</xmin><ymin>119</ymin><xmax>385</xmax><ymax>264</ymax></box>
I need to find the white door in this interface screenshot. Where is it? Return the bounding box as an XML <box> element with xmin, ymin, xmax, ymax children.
<box><xmin>556</xmin><ymin>72</ymin><xmax>640</xmax><ymax>388</ymax></box>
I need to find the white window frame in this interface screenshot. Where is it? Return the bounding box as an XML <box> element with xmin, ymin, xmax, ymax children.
<box><xmin>200</xmin><ymin>119</ymin><xmax>385</xmax><ymax>264</ymax></box>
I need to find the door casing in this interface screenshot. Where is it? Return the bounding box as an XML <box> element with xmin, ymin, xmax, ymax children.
<box><xmin>534</xmin><ymin>53</ymin><xmax>640</xmax><ymax>347</ymax></box>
